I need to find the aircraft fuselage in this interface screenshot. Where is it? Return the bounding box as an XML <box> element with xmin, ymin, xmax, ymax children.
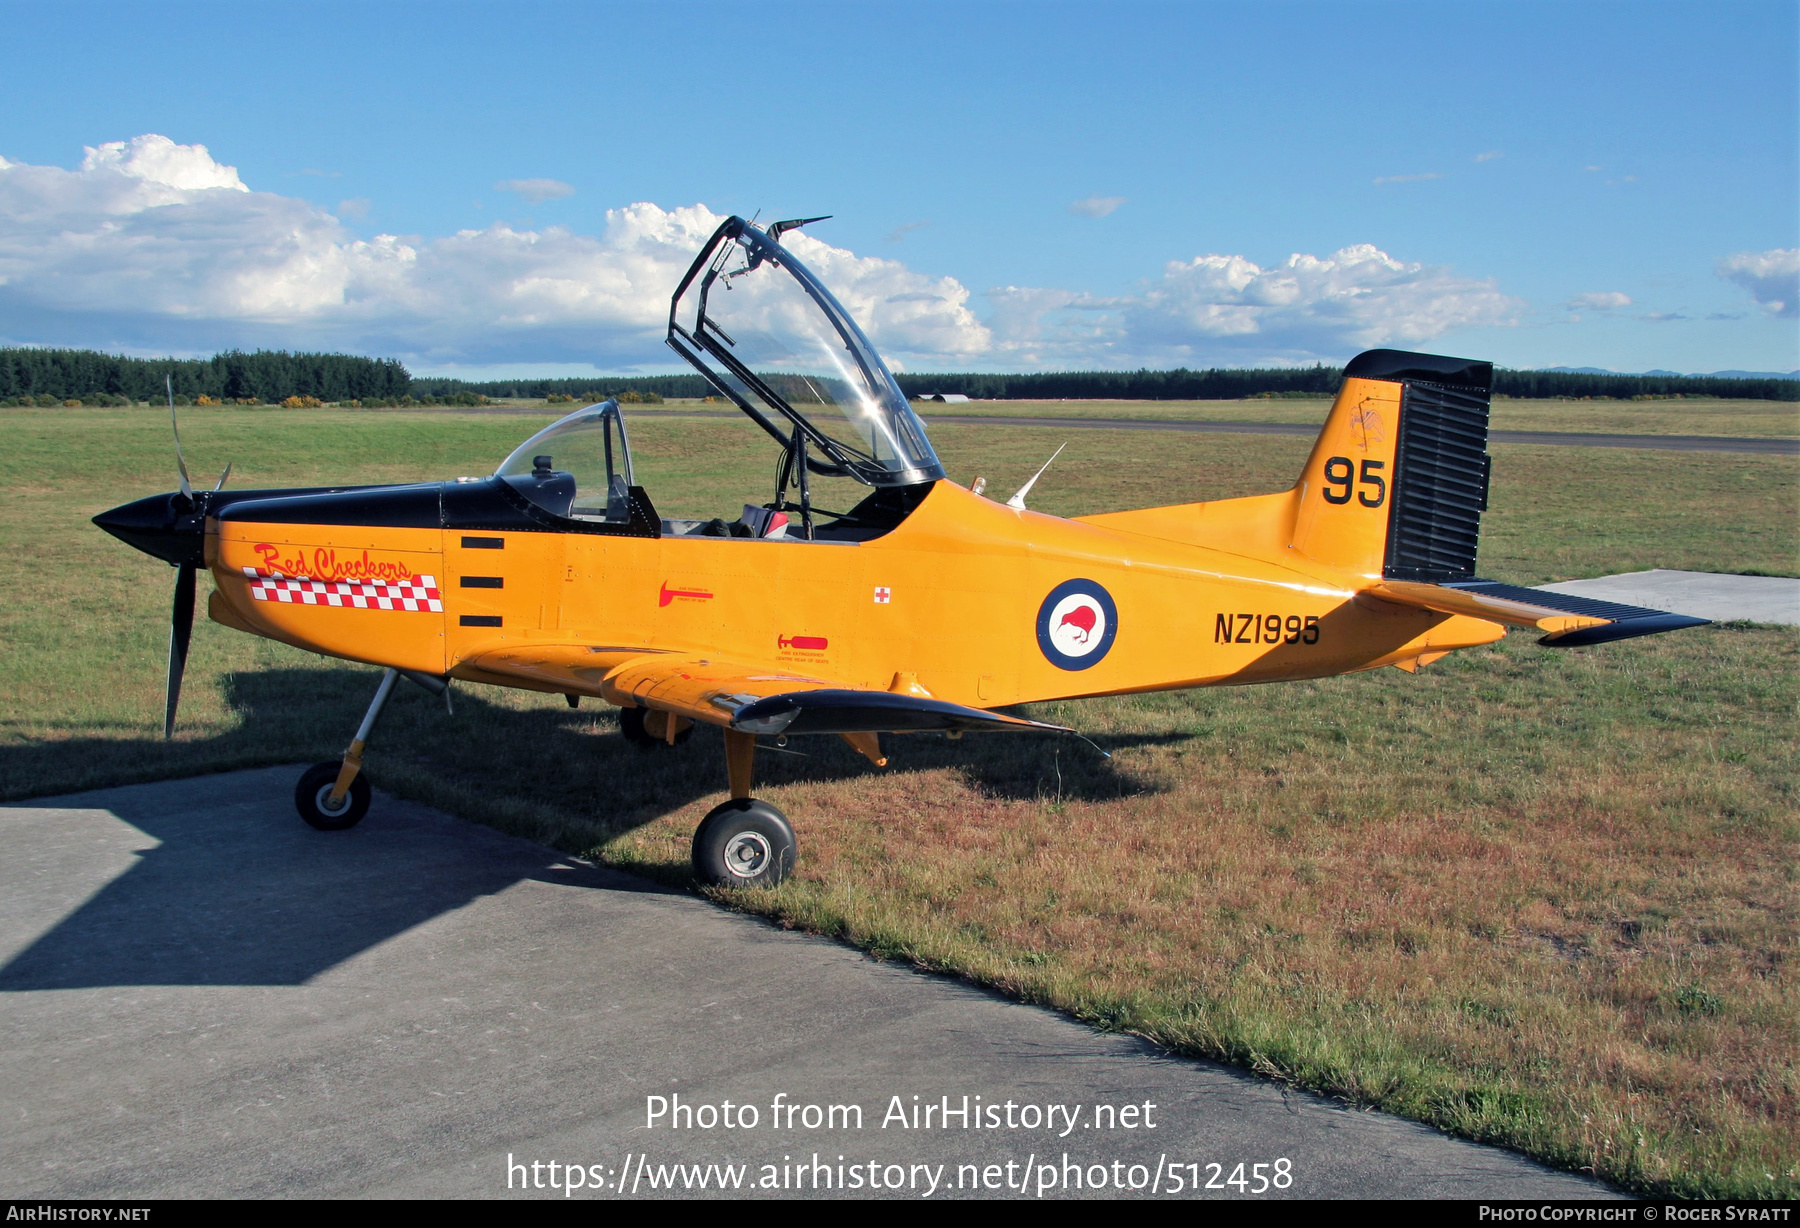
<box><xmin>193</xmin><ymin>476</ymin><xmax>1502</xmax><ymax>708</ymax></box>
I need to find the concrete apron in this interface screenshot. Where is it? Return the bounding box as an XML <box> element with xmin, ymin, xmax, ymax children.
<box><xmin>1536</xmin><ymin>569</ymin><xmax>1800</xmax><ymax>627</ymax></box>
<box><xmin>0</xmin><ymin>767</ymin><xmax>1616</xmax><ymax>1200</ymax></box>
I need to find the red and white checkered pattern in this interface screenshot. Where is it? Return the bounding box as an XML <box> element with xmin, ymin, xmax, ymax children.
<box><xmin>243</xmin><ymin>567</ymin><xmax>442</xmax><ymax>613</ymax></box>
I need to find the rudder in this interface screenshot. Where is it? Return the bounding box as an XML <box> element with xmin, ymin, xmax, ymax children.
<box><xmin>1290</xmin><ymin>349</ymin><xmax>1492</xmax><ymax>581</ymax></box>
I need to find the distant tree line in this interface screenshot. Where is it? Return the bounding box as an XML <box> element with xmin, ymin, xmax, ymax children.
<box><xmin>887</xmin><ymin>367</ymin><xmax>1799</xmax><ymax>402</ymax></box>
<box><xmin>410</xmin><ymin>374</ymin><xmax>716</xmax><ymax>400</ymax></box>
<box><xmin>6</xmin><ymin>348</ymin><xmax>1794</xmax><ymax>406</ymax></box>
<box><xmin>1488</xmin><ymin>369</ymin><xmax>1795</xmax><ymax>401</ymax></box>
<box><xmin>0</xmin><ymin>348</ymin><xmax>412</xmax><ymax>403</ymax></box>
<box><xmin>894</xmin><ymin>368</ymin><xmax>1342</xmax><ymax>400</ymax></box>
<box><xmin>415</xmin><ymin>366</ymin><xmax>1798</xmax><ymax>403</ymax></box>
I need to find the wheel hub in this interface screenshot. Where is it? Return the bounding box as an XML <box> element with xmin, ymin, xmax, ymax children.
<box><xmin>723</xmin><ymin>831</ymin><xmax>772</xmax><ymax>878</ymax></box>
<box><xmin>314</xmin><ymin>784</ymin><xmax>351</xmax><ymax>816</ymax></box>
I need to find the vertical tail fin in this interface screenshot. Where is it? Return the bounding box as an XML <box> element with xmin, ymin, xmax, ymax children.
<box><xmin>1290</xmin><ymin>349</ymin><xmax>1493</xmax><ymax>581</ymax></box>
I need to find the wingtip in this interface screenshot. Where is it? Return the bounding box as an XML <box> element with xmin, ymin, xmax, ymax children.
<box><xmin>1538</xmin><ymin>612</ymin><xmax>1713</xmax><ymax>647</ymax></box>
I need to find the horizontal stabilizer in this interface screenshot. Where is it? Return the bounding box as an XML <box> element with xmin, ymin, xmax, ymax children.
<box><xmin>729</xmin><ymin>689</ymin><xmax>1070</xmax><ymax>737</ymax></box>
<box><xmin>1370</xmin><ymin>578</ymin><xmax>1711</xmax><ymax>646</ymax></box>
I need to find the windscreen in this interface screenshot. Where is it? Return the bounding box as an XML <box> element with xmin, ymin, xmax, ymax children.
<box><xmin>668</xmin><ymin>219</ymin><xmax>944</xmax><ymax>487</ymax></box>
<box><xmin>495</xmin><ymin>403</ymin><xmax>634</xmax><ymax>522</ymax></box>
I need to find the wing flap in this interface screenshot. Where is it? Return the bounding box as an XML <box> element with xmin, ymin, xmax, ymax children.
<box><xmin>730</xmin><ymin>689</ymin><xmax>1069</xmax><ymax>736</ymax></box>
<box><xmin>600</xmin><ymin>655</ymin><xmax>841</xmax><ymax>728</ymax></box>
<box><xmin>1370</xmin><ymin>579</ymin><xmax>1710</xmax><ymax>646</ymax></box>
<box><xmin>464</xmin><ymin>645</ymin><xmax>1070</xmax><ymax>736</ymax></box>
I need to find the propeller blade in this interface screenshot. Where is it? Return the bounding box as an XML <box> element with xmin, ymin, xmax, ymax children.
<box><xmin>167</xmin><ymin>374</ymin><xmax>192</xmax><ymax>500</ymax></box>
<box><xmin>213</xmin><ymin>460</ymin><xmax>232</xmax><ymax>491</ymax></box>
<box><xmin>164</xmin><ymin>561</ymin><xmax>197</xmax><ymax>739</ymax></box>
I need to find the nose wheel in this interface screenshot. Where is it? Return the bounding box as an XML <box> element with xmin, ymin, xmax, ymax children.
<box><xmin>692</xmin><ymin>797</ymin><xmax>795</xmax><ymax>888</ymax></box>
<box><xmin>296</xmin><ymin>761</ymin><xmax>371</xmax><ymax>830</ymax></box>
<box><xmin>293</xmin><ymin>667</ymin><xmax>449</xmax><ymax>831</ymax></box>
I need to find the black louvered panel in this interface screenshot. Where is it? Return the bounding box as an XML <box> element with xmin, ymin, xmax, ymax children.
<box><xmin>1383</xmin><ymin>381</ymin><xmax>1491</xmax><ymax>582</ymax></box>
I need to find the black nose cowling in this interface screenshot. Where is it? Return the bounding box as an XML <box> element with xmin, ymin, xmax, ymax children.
<box><xmin>93</xmin><ymin>491</ymin><xmax>206</xmax><ymax>566</ymax></box>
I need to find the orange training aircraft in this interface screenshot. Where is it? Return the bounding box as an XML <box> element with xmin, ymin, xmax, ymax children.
<box><xmin>95</xmin><ymin>216</ymin><xmax>1708</xmax><ymax>887</ymax></box>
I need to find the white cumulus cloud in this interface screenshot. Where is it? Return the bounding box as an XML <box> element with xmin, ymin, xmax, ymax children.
<box><xmin>1568</xmin><ymin>291</ymin><xmax>1631</xmax><ymax>311</ymax></box>
<box><xmin>496</xmin><ymin>178</ymin><xmax>575</xmax><ymax>204</ymax></box>
<box><xmin>1718</xmin><ymin>248</ymin><xmax>1799</xmax><ymax>318</ymax></box>
<box><xmin>0</xmin><ymin>134</ymin><xmax>1521</xmax><ymax>372</ymax></box>
<box><xmin>83</xmin><ymin>134</ymin><xmax>248</xmax><ymax>193</ymax></box>
<box><xmin>0</xmin><ymin>136</ymin><xmax>990</xmax><ymax>369</ymax></box>
<box><xmin>985</xmin><ymin>245</ymin><xmax>1520</xmax><ymax>367</ymax></box>
<box><xmin>1134</xmin><ymin>244</ymin><xmax>1517</xmax><ymax>356</ymax></box>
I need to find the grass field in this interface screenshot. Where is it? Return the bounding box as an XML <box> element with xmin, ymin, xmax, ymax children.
<box><xmin>465</xmin><ymin>393</ymin><xmax>1800</xmax><ymax>440</ymax></box>
<box><xmin>2</xmin><ymin>404</ymin><xmax>1795</xmax><ymax>1197</ymax></box>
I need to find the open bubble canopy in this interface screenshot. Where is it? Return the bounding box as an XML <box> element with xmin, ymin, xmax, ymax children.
<box><xmin>665</xmin><ymin>217</ymin><xmax>946</xmax><ymax>489</ymax></box>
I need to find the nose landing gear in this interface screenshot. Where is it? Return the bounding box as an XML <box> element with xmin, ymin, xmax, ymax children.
<box><xmin>296</xmin><ymin>668</ymin><xmax>399</xmax><ymax>830</ymax></box>
<box><xmin>295</xmin><ymin>761</ymin><xmax>372</xmax><ymax>830</ymax></box>
<box><xmin>296</xmin><ymin>667</ymin><xmax>449</xmax><ymax>831</ymax></box>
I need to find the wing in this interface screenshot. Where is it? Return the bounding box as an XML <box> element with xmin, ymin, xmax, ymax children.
<box><xmin>1369</xmin><ymin>579</ymin><xmax>1709</xmax><ymax>646</ymax></box>
<box><xmin>456</xmin><ymin>644</ymin><xmax>1069</xmax><ymax>736</ymax></box>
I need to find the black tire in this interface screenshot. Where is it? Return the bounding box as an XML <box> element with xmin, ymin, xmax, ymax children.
<box><xmin>620</xmin><ymin>706</ymin><xmax>693</xmax><ymax>748</ymax></box>
<box><xmin>692</xmin><ymin>798</ymin><xmax>795</xmax><ymax>888</ymax></box>
<box><xmin>295</xmin><ymin>761</ymin><xmax>371</xmax><ymax>831</ymax></box>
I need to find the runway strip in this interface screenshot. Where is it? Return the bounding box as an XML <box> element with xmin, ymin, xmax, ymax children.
<box><xmin>1538</xmin><ymin>569</ymin><xmax>1799</xmax><ymax>625</ymax></box>
<box><xmin>921</xmin><ymin>415</ymin><xmax>1799</xmax><ymax>455</ymax></box>
<box><xmin>0</xmin><ymin>768</ymin><xmax>1614</xmax><ymax>1200</ymax></box>
<box><xmin>528</xmin><ymin>408</ymin><xmax>1794</xmax><ymax>455</ymax></box>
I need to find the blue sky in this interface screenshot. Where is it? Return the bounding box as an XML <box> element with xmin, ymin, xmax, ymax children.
<box><xmin>0</xmin><ymin>0</ymin><xmax>1794</xmax><ymax>375</ymax></box>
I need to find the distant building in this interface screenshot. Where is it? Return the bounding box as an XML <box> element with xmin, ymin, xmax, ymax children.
<box><xmin>916</xmin><ymin>392</ymin><xmax>970</xmax><ymax>403</ymax></box>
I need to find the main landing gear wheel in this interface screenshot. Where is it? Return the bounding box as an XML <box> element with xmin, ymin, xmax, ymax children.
<box><xmin>692</xmin><ymin>798</ymin><xmax>795</xmax><ymax>889</ymax></box>
<box><xmin>295</xmin><ymin>761</ymin><xmax>371</xmax><ymax>831</ymax></box>
<box><xmin>620</xmin><ymin>705</ymin><xmax>693</xmax><ymax>748</ymax></box>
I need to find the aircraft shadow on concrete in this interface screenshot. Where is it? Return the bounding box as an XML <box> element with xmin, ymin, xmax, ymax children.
<box><xmin>0</xmin><ymin>668</ymin><xmax>1173</xmax><ymax>992</ymax></box>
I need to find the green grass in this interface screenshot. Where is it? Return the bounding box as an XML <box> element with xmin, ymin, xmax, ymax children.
<box><xmin>2</xmin><ymin>404</ymin><xmax>1796</xmax><ymax>1197</ymax></box>
<box><xmin>433</xmin><ymin>392</ymin><xmax>1800</xmax><ymax>440</ymax></box>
